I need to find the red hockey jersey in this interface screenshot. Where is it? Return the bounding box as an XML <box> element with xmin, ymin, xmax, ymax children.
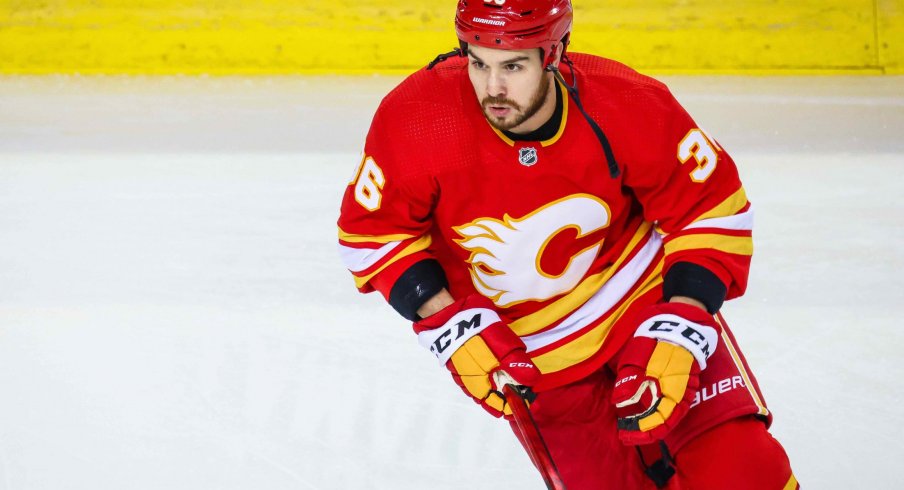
<box><xmin>338</xmin><ymin>53</ymin><xmax>753</xmax><ymax>390</ymax></box>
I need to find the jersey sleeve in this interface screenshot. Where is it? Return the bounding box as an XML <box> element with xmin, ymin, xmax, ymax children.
<box><xmin>623</xmin><ymin>88</ymin><xmax>753</xmax><ymax>301</ymax></box>
<box><xmin>337</xmin><ymin>104</ymin><xmax>439</xmax><ymax>298</ymax></box>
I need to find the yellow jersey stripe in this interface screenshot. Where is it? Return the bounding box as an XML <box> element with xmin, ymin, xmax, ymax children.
<box><xmin>521</xmin><ymin>232</ymin><xmax>661</xmax><ymax>349</ymax></box>
<box><xmin>339</xmin><ymin>227</ymin><xmax>416</xmax><ymax>244</ymax></box>
<box><xmin>352</xmin><ymin>235</ymin><xmax>432</xmax><ymax>288</ymax></box>
<box><xmin>696</xmin><ymin>187</ymin><xmax>749</xmax><ymax>222</ymax></box>
<box><xmin>511</xmin><ymin>221</ymin><xmax>655</xmax><ymax>335</ymax></box>
<box><xmin>664</xmin><ymin>233</ymin><xmax>753</xmax><ymax>257</ymax></box>
<box><xmin>541</xmin><ymin>82</ymin><xmax>569</xmax><ymax>147</ymax></box>
<box><xmin>782</xmin><ymin>474</ymin><xmax>799</xmax><ymax>490</ymax></box>
<box><xmin>532</xmin><ymin>266</ymin><xmax>663</xmax><ymax>373</ymax></box>
<box><xmin>489</xmin><ymin>124</ymin><xmax>516</xmax><ymax>146</ymax></box>
<box><xmin>685</xmin><ymin>207</ymin><xmax>754</xmax><ymax>232</ymax></box>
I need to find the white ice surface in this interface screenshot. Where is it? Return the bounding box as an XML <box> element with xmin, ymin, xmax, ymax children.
<box><xmin>1</xmin><ymin>74</ymin><xmax>903</xmax><ymax>489</ymax></box>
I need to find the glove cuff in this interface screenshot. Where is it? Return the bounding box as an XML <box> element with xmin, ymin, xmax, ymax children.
<box><xmin>633</xmin><ymin>304</ymin><xmax>720</xmax><ymax>369</ymax></box>
<box><xmin>414</xmin><ymin>294</ymin><xmax>504</xmax><ymax>365</ymax></box>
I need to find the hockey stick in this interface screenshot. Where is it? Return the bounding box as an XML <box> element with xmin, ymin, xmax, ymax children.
<box><xmin>494</xmin><ymin>372</ymin><xmax>568</xmax><ymax>490</ymax></box>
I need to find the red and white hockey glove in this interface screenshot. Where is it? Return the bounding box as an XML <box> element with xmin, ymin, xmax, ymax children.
<box><xmin>612</xmin><ymin>302</ymin><xmax>721</xmax><ymax>445</ymax></box>
<box><xmin>414</xmin><ymin>294</ymin><xmax>541</xmax><ymax>417</ymax></box>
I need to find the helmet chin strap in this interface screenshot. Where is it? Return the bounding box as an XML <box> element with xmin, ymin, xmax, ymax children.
<box><xmin>547</xmin><ymin>54</ymin><xmax>621</xmax><ymax>178</ymax></box>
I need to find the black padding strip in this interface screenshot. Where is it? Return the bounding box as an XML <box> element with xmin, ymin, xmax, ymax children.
<box><xmin>662</xmin><ymin>262</ymin><xmax>727</xmax><ymax>314</ymax></box>
<box><xmin>389</xmin><ymin>259</ymin><xmax>449</xmax><ymax>321</ymax></box>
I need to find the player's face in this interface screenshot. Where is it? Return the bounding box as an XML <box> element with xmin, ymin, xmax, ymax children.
<box><xmin>467</xmin><ymin>45</ymin><xmax>555</xmax><ymax>133</ymax></box>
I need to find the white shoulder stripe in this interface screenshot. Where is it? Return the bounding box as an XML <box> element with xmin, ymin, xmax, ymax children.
<box><xmin>685</xmin><ymin>207</ymin><xmax>754</xmax><ymax>232</ymax></box>
<box><xmin>338</xmin><ymin>240</ymin><xmax>402</xmax><ymax>273</ymax></box>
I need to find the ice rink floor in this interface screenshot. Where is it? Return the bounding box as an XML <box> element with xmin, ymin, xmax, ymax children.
<box><xmin>1</xmin><ymin>73</ymin><xmax>903</xmax><ymax>489</ymax></box>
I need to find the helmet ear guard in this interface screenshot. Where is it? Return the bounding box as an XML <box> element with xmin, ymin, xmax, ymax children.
<box><xmin>542</xmin><ymin>33</ymin><xmax>569</xmax><ymax>71</ymax></box>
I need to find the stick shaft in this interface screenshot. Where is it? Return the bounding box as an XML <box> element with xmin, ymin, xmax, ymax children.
<box><xmin>502</xmin><ymin>384</ymin><xmax>567</xmax><ymax>490</ymax></box>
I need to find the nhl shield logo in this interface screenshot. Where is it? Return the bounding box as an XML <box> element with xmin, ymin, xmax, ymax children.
<box><xmin>518</xmin><ymin>147</ymin><xmax>538</xmax><ymax>167</ymax></box>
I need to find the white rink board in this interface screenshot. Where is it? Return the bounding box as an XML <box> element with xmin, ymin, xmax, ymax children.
<box><xmin>0</xmin><ymin>75</ymin><xmax>902</xmax><ymax>489</ymax></box>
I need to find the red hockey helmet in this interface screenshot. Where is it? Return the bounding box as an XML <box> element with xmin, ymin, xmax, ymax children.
<box><xmin>455</xmin><ymin>0</ymin><xmax>573</xmax><ymax>68</ymax></box>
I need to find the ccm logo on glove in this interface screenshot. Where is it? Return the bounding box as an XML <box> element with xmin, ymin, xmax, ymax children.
<box><xmin>612</xmin><ymin>303</ymin><xmax>723</xmax><ymax>445</ymax></box>
<box><xmin>634</xmin><ymin>313</ymin><xmax>718</xmax><ymax>369</ymax></box>
<box><xmin>418</xmin><ymin>308</ymin><xmax>495</xmax><ymax>364</ymax></box>
<box><xmin>507</xmin><ymin>362</ymin><xmax>535</xmax><ymax>369</ymax></box>
<box><xmin>413</xmin><ymin>294</ymin><xmax>540</xmax><ymax>417</ymax></box>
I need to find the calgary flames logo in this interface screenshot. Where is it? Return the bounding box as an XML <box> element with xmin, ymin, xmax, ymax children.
<box><xmin>453</xmin><ymin>194</ymin><xmax>610</xmax><ymax>307</ymax></box>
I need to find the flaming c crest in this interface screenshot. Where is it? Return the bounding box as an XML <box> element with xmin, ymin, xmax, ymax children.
<box><xmin>453</xmin><ymin>194</ymin><xmax>610</xmax><ymax>307</ymax></box>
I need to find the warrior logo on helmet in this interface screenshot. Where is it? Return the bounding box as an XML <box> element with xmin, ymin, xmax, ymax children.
<box><xmin>456</xmin><ymin>0</ymin><xmax>573</xmax><ymax>69</ymax></box>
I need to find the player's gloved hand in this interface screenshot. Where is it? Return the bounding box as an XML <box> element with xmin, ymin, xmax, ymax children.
<box><xmin>612</xmin><ymin>302</ymin><xmax>721</xmax><ymax>445</ymax></box>
<box><xmin>414</xmin><ymin>294</ymin><xmax>541</xmax><ymax>417</ymax></box>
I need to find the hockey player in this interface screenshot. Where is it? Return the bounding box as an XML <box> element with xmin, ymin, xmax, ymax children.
<box><xmin>338</xmin><ymin>0</ymin><xmax>797</xmax><ymax>488</ymax></box>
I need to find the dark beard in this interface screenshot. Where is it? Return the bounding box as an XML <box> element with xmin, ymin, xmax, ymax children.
<box><xmin>482</xmin><ymin>75</ymin><xmax>552</xmax><ymax>132</ymax></box>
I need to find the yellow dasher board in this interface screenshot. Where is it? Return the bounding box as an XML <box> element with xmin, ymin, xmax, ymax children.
<box><xmin>0</xmin><ymin>0</ymin><xmax>900</xmax><ymax>74</ymax></box>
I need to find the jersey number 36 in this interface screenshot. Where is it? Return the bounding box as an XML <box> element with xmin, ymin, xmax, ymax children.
<box><xmin>678</xmin><ymin>129</ymin><xmax>721</xmax><ymax>183</ymax></box>
<box><xmin>351</xmin><ymin>156</ymin><xmax>386</xmax><ymax>211</ymax></box>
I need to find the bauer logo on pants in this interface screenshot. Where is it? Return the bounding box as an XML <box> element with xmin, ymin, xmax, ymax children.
<box><xmin>690</xmin><ymin>375</ymin><xmax>746</xmax><ymax>408</ymax></box>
